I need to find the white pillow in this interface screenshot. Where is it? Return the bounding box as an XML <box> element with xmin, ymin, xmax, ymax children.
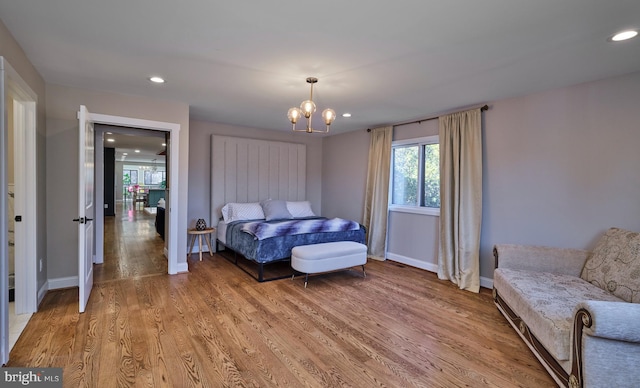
<box><xmin>286</xmin><ymin>201</ymin><xmax>316</xmax><ymax>218</ymax></box>
<box><xmin>221</xmin><ymin>204</ymin><xmax>230</xmax><ymax>221</ymax></box>
<box><xmin>227</xmin><ymin>202</ymin><xmax>265</xmax><ymax>222</ymax></box>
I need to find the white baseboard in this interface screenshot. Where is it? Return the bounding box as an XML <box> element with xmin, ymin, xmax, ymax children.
<box><xmin>386</xmin><ymin>252</ymin><xmax>494</xmax><ymax>289</ymax></box>
<box><xmin>175</xmin><ymin>262</ymin><xmax>189</xmax><ymax>273</ymax></box>
<box><xmin>37</xmin><ymin>281</ymin><xmax>48</xmax><ymax>305</ymax></box>
<box><xmin>480</xmin><ymin>276</ymin><xmax>494</xmax><ymax>289</ymax></box>
<box><xmin>48</xmin><ymin>276</ymin><xmax>78</xmax><ymax>290</ymax></box>
<box><xmin>386</xmin><ymin>252</ymin><xmax>438</xmax><ymax>272</ymax></box>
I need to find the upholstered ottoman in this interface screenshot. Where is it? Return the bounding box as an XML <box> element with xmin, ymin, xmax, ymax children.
<box><xmin>291</xmin><ymin>241</ymin><xmax>367</xmax><ymax>287</ymax></box>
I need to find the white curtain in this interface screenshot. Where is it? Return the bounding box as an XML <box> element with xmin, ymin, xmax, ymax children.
<box><xmin>363</xmin><ymin>126</ymin><xmax>393</xmax><ymax>260</ymax></box>
<box><xmin>437</xmin><ymin>109</ymin><xmax>482</xmax><ymax>293</ymax></box>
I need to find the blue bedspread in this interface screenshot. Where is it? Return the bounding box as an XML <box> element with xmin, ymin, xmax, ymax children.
<box><xmin>241</xmin><ymin>217</ymin><xmax>360</xmax><ymax>240</ymax></box>
<box><xmin>225</xmin><ymin>217</ymin><xmax>366</xmax><ymax>264</ymax></box>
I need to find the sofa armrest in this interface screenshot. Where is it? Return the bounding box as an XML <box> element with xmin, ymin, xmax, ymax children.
<box><xmin>571</xmin><ymin>301</ymin><xmax>640</xmax><ymax>387</ymax></box>
<box><xmin>494</xmin><ymin>244</ymin><xmax>590</xmax><ymax>276</ymax></box>
<box><xmin>575</xmin><ymin>301</ymin><xmax>640</xmax><ymax>342</ymax></box>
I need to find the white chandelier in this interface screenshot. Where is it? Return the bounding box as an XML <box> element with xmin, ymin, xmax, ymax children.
<box><xmin>287</xmin><ymin>77</ymin><xmax>336</xmax><ymax>133</ymax></box>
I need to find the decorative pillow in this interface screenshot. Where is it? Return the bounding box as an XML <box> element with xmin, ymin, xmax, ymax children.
<box><xmin>226</xmin><ymin>202</ymin><xmax>265</xmax><ymax>223</ymax></box>
<box><xmin>286</xmin><ymin>201</ymin><xmax>316</xmax><ymax>218</ymax></box>
<box><xmin>580</xmin><ymin>227</ymin><xmax>640</xmax><ymax>303</ymax></box>
<box><xmin>261</xmin><ymin>199</ymin><xmax>293</xmax><ymax>221</ymax></box>
<box><xmin>221</xmin><ymin>204</ymin><xmax>230</xmax><ymax>221</ymax></box>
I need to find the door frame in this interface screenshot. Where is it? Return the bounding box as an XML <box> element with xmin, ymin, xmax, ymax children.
<box><xmin>0</xmin><ymin>57</ymin><xmax>38</xmax><ymax>365</ymax></box>
<box><xmin>10</xmin><ymin>74</ymin><xmax>38</xmax><ymax>315</ymax></box>
<box><xmin>94</xmin><ymin>125</ymin><xmax>166</xmax><ymax>265</ymax></box>
<box><xmin>88</xmin><ymin>112</ymin><xmax>180</xmax><ymax>274</ymax></box>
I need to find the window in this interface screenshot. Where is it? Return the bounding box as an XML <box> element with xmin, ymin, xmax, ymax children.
<box><xmin>144</xmin><ymin>170</ymin><xmax>166</xmax><ymax>185</ymax></box>
<box><xmin>390</xmin><ymin>136</ymin><xmax>440</xmax><ymax>215</ymax></box>
<box><xmin>123</xmin><ymin>169</ymin><xmax>137</xmax><ymax>185</ymax></box>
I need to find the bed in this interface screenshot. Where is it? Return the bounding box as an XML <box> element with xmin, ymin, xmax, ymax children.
<box><xmin>210</xmin><ymin>135</ymin><xmax>366</xmax><ymax>281</ymax></box>
<box><xmin>215</xmin><ymin>200</ymin><xmax>366</xmax><ymax>282</ymax></box>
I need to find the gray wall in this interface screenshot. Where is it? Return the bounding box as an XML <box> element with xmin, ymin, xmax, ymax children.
<box><xmin>0</xmin><ymin>19</ymin><xmax>48</xmax><ymax>292</ymax></box>
<box><xmin>323</xmin><ymin>120</ymin><xmax>442</xmax><ymax>272</ymax></box>
<box><xmin>322</xmin><ymin>70</ymin><xmax>640</xmax><ymax>282</ymax></box>
<box><xmin>45</xmin><ymin>84</ymin><xmax>190</xmax><ymax>280</ymax></box>
<box><xmin>321</xmin><ymin>129</ymin><xmax>369</xmax><ymax>222</ymax></box>
<box><xmin>387</xmin><ymin>119</ymin><xmax>441</xmax><ymax>270</ymax></box>
<box><xmin>480</xmin><ymin>70</ymin><xmax>640</xmax><ymax>277</ymax></box>
<box><xmin>188</xmin><ymin>120</ymin><xmax>324</xmax><ymax>229</ymax></box>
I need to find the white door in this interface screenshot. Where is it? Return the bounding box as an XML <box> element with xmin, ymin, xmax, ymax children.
<box><xmin>77</xmin><ymin>105</ymin><xmax>94</xmax><ymax>313</ymax></box>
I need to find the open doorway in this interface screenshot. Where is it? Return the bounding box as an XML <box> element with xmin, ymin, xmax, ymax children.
<box><xmin>94</xmin><ymin>126</ymin><xmax>169</xmax><ymax>282</ymax></box>
<box><xmin>1</xmin><ymin>58</ymin><xmax>39</xmax><ymax>366</ymax></box>
<box><xmin>86</xmin><ymin>111</ymin><xmax>181</xmax><ymax>279</ymax></box>
<box><xmin>1</xmin><ymin>58</ymin><xmax>38</xmax><ymax>365</ymax></box>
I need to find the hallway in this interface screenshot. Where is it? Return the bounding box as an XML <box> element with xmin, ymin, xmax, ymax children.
<box><xmin>93</xmin><ymin>202</ymin><xmax>167</xmax><ymax>284</ymax></box>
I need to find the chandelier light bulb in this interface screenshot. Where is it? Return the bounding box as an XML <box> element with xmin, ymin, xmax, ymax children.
<box><xmin>287</xmin><ymin>107</ymin><xmax>302</xmax><ymax>124</ymax></box>
<box><xmin>300</xmin><ymin>100</ymin><xmax>316</xmax><ymax>118</ymax></box>
<box><xmin>322</xmin><ymin>108</ymin><xmax>336</xmax><ymax>125</ymax></box>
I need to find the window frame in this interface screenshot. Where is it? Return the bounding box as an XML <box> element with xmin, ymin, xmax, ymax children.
<box><xmin>123</xmin><ymin>169</ymin><xmax>138</xmax><ymax>185</ymax></box>
<box><xmin>389</xmin><ymin>135</ymin><xmax>440</xmax><ymax>217</ymax></box>
<box><xmin>144</xmin><ymin>170</ymin><xmax>166</xmax><ymax>185</ymax></box>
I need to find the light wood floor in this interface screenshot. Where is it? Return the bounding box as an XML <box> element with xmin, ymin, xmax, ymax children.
<box><xmin>8</xmin><ymin>207</ymin><xmax>554</xmax><ymax>387</ymax></box>
<box><xmin>94</xmin><ymin>206</ymin><xmax>168</xmax><ymax>283</ymax></box>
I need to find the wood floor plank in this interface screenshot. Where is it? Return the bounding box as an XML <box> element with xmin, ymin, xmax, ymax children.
<box><xmin>7</xmin><ymin>206</ymin><xmax>555</xmax><ymax>387</ymax></box>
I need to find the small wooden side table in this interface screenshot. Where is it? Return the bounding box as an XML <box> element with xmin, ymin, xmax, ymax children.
<box><xmin>187</xmin><ymin>227</ymin><xmax>216</xmax><ymax>261</ymax></box>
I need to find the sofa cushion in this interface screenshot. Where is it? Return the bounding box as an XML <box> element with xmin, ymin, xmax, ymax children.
<box><xmin>494</xmin><ymin>268</ymin><xmax>622</xmax><ymax>361</ymax></box>
<box><xmin>581</xmin><ymin>227</ymin><xmax>640</xmax><ymax>303</ymax></box>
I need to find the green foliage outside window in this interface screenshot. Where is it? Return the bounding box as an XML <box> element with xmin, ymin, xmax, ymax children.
<box><xmin>392</xmin><ymin>146</ymin><xmax>419</xmax><ymax>205</ymax></box>
<box><xmin>423</xmin><ymin>144</ymin><xmax>440</xmax><ymax>208</ymax></box>
<box><xmin>391</xmin><ymin>139</ymin><xmax>440</xmax><ymax>209</ymax></box>
<box><xmin>123</xmin><ymin>172</ymin><xmax>131</xmax><ymax>197</ymax></box>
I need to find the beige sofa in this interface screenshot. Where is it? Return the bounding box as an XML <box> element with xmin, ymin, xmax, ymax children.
<box><xmin>493</xmin><ymin>227</ymin><xmax>640</xmax><ymax>388</ymax></box>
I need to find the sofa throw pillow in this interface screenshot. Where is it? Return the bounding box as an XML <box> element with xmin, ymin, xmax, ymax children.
<box><xmin>286</xmin><ymin>201</ymin><xmax>316</xmax><ymax>218</ymax></box>
<box><xmin>227</xmin><ymin>202</ymin><xmax>265</xmax><ymax>223</ymax></box>
<box><xmin>261</xmin><ymin>199</ymin><xmax>293</xmax><ymax>221</ymax></box>
<box><xmin>581</xmin><ymin>227</ymin><xmax>640</xmax><ymax>303</ymax></box>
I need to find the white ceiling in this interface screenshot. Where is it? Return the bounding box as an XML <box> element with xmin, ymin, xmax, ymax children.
<box><xmin>1</xmin><ymin>1</ymin><xmax>639</xmax><ymax>135</ymax></box>
<box><xmin>104</xmin><ymin>132</ymin><xmax>166</xmax><ymax>164</ymax></box>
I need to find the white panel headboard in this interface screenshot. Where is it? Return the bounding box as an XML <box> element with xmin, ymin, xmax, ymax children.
<box><xmin>211</xmin><ymin>135</ymin><xmax>306</xmax><ymax>226</ymax></box>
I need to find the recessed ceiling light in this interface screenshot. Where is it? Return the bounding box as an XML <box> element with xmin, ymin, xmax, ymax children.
<box><xmin>149</xmin><ymin>76</ymin><xmax>165</xmax><ymax>83</ymax></box>
<box><xmin>106</xmin><ymin>132</ymin><xmax>113</xmax><ymax>135</ymax></box>
<box><xmin>135</xmin><ymin>149</ymin><xmax>140</xmax><ymax>153</ymax></box>
<box><xmin>162</xmin><ymin>143</ymin><xmax>166</xmax><ymax>146</ymax></box>
<box><xmin>342</xmin><ymin>113</ymin><xmax>352</xmax><ymax>118</ymax></box>
<box><xmin>106</xmin><ymin>138</ymin><xmax>115</xmax><ymax>142</ymax></box>
<box><xmin>123</xmin><ymin>153</ymin><xmax>128</xmax><ymax>155</ymax></box>
<box><xmin>610</xmin><ymin>30</ymin><xmax>638</xmax><ymax>42</ymax></box>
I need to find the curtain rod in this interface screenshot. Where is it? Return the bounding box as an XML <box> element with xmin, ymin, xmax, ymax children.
<box><xmin>367</xmin><ymin>104</ymin><xmax>489</xmax><ymax>132</ymax></box>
